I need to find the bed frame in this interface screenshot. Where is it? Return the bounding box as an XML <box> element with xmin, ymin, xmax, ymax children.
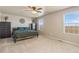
<box><xmin>12</xmin><ymin>27</ymin><xmax>39</xmax><ymax>43</ymax></box>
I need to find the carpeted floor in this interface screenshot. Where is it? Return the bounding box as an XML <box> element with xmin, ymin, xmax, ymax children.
<box><xmin>0</xmin><ymin>35</ymin><xmax>79</xmax><ymax>53</ymax></box>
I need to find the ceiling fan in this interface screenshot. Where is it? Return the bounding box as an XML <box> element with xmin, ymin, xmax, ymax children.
<box><xmin>24</xmin><ymin>6</ymin><xmax>42</xmax><ymax>14</ymax></box>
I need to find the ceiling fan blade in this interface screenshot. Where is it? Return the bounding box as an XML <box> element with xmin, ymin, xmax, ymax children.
<box><xmin>28</xmin><ymin>6</ymin><xmax>32</xmax><ymax>8</ymax></box>
<box><xmin>37</xmin><ymin>8</ymin><xmax>42</xmax><ymax>10</ymax></box>
<box><xmin>24</xmin><ymin>9</ymin><xmax>33</xmax><ymax>11</ymax></box>
<box><xmin>37</xmin><ymin>11</ymin><xmax>42</xmax><ymax>13</ymax></box>
<box><xmin>27</xmin><ymin>6</ymin><xmax>36</xmax><ymax>10</ymax></box>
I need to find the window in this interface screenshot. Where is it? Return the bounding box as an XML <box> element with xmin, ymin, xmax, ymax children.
<box><xmin>38</xmin><ymin>18</ymin><xmax>44</xmax><ymax>30</ymax></box>
<box><xmin>64</xmin><ymin>12</ymin><xmax>79</xmax><ymax>34</ymax></box>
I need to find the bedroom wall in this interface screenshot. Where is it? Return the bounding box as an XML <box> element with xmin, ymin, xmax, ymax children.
<box><xmin>39</xmin><ymin>7</ymin><xmax>79</xmax><ymax>44</ymax></box>
<box><xmin>0</xmin><ymin>13</ymin><xmax>32</xmax><ymax>31</ymax></box>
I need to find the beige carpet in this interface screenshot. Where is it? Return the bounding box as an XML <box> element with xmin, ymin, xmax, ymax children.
<box><xmin>0</xmin><ymin>35</ymin><xmax>79</xmax><ymax>53</ymax></box>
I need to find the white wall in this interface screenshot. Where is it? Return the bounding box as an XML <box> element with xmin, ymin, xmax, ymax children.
<box><xmin>0</xmin><ymin>13</ymin><xmax>32</xmax><ymax>31</ymax></box>
<box><xmin>39</xmin><ymin>7</ymin><xmax>79</xmax><ymax>44</ymax></box>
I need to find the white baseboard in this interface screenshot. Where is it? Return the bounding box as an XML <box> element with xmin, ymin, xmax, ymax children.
<box><xmin>43</xmin><ymin>33</ymin><xmax>79</xmax><ymax>47</ymax></box>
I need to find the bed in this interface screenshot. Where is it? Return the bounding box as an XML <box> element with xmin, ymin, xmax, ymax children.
<box><xmin>12</xmin><ymin>27</ymin><xmax>38</xmax><ymax>43</ymax></box>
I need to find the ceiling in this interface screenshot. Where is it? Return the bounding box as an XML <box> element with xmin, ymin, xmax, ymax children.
<box><xmin>44</xmin><ymin>6</ymin><xmax>71</xmax><ymax>14</ymax></box>
<box><xmin>0</xmin><ymin>6</ymin><xmax>71</xmax><ymax>18</ymax></box>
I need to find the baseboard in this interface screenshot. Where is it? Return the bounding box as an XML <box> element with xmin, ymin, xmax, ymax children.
<box><xmin>43</xmin><ymin>33</ymin><xmax>79</xmax><ymax>47</ymax></box>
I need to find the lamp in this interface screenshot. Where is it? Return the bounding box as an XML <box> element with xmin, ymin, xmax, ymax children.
<box><xmin>32</xmin><ymin>10</ymin><xmax>37</xmax><ymax>14</ymax></box>
<box><xmin>4</xmin><ymin>16</ymin><xmax>8</xmax><ymax>22</ymax></box>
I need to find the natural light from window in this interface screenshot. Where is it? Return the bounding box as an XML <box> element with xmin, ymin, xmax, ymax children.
<box><xmin>64</xmin><ymin>12</ymin><xmax>79</xmax><ymax>34</ymax></box>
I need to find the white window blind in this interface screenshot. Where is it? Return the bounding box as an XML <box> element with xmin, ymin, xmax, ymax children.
<box><xmin>64</xmin><ymin>12</ymin><xmax>79</xmax><ymax>34</ymax></box>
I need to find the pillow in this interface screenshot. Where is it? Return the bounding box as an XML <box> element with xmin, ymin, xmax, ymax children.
<box><xmin>17</xmin><ymin>27</ymin><xmax>30</xmax><ymax>31</ymax></box>
<box><xmin>18</xmin><ymin>27</ymin><xmax>25</xmax><ymax>31</ymax></box>
<box><xmin>24</xmin><ymin>27</ymin><xmax>30</xmax><ymax>30</ymax></box>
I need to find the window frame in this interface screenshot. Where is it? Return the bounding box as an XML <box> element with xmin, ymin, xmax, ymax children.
<box><xmin>63</xmin><ymin>12</ymin><xmax>79</xmax><ymax>35</ymax></box>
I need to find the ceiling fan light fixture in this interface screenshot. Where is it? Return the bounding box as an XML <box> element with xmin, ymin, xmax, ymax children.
<box><xmin>32</xmin><ymin>10</ymin><xmax>37</xmax><ymax>14</ymax></box>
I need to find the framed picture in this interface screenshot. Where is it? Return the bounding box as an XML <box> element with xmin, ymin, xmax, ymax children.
<box><xmin>19</xmin><ymin>18</ymin><xmax>25</xmax><ymax>24</ymax></box>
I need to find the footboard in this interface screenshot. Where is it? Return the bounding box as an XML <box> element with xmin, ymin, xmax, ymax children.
<box><xmin>12</xmin><ymin>32</ymin><xmax>38</xmax><ymax>43</ymax></box>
